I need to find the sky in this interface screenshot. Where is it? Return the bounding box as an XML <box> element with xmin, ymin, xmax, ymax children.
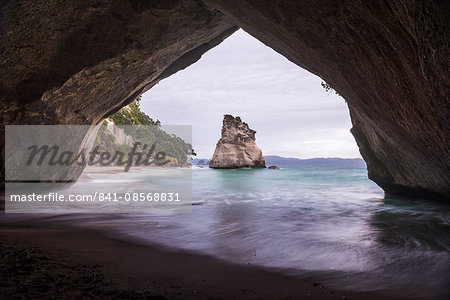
<box><xmin>141</xmin><ymin>29</ymin><xmax>361</xmax><ymax>159</ymax></box>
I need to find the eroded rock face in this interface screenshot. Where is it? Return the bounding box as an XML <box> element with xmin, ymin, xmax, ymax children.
<box><xmin>0</xmin><ymin>0</ymin><xmax>237</xmax><ymax>182</ymax></box>
<box><xmin>0</xmin><ymin>0</ymin><xmax>448</xmax><ymax>199</ymax></box>
<box><xmin>0</xmin><ymin>0</ymin><xmax>237</xmax><ymax>126</ymax></box>
<box><xmin>209</xmin><ymin>115</ymin><xmax>265</xmax><ymax>169</ymax></box>
<box><xmin>206</xmin><ymin>0</ymin><xmax>449</xmax><ymax>199</ymax></box>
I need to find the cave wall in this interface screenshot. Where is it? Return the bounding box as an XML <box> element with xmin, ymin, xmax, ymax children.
<box><xmin>0</xmin><ymin>0</ymin><xmax>448</xmax><ymax>198</ymax></box>
<box><xmin>206</xmin><ymin>0</ymin><xmax>449</xmax><ymax>199</ymax></box>
<box><xmin>0</xmin><ymin>0</ymin><xmax>237</xmax><ymax>125</ymax></box>
<box><xmin>0</xmin><ymin>0</ymin><xmax>237</xmax><ymax>182</ymax></box>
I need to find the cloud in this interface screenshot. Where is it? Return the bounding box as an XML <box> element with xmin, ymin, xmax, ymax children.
<box><xmin>141</xmin><ymin>30</ymin><xmax>361</xmax><ymax>159</ymax></box>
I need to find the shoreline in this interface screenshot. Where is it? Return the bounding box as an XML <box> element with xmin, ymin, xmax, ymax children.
<box><xmin>82</xmin><ymin>165</ymin><xmax>193</xmax><ymax>174</ymax></box>
<box><xmin>0</xmin><ymin>222</ymin><xmax>402</xmax><ymax>299</ymax></box>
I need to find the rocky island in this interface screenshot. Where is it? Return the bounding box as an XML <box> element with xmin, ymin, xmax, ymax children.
<box><xmin>209</xmin><ymin>115</ymin><xmax>266</xmax><ymax>169</ymax></box>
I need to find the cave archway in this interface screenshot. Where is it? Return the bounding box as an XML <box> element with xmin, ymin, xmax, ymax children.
<box><xmin>0</xmin><ymin>0</ymin><xmax>448</xmax><ymax>199</ymax></box>
<box><xmin>141</xmin><ymin>29</ymin><xmax>360</xmax><ymax>161</ymax></box>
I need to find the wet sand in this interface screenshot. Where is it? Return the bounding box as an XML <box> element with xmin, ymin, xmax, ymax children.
<box><xmin>0</xmin><ymin>223</ymin><xmax>401</xmax><ymax>299</ymax></box>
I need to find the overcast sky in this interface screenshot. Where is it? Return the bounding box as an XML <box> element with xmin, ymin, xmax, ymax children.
<box><xmin>141</xmin><ymin>30</ymin><xmax>361</xmax><ymax>159</ymax></box>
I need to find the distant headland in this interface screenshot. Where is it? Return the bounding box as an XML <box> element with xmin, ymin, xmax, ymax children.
<box><xmin>195</xmin><ymin>156</ymin><xmax>365</xmax><ymax>167</ymax></box>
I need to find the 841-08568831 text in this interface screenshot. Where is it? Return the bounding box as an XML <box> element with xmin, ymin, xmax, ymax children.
<box><xmin>97</xmin><ymin>192</ymin><xmax>180</xmax><ymax>202</ymax></box>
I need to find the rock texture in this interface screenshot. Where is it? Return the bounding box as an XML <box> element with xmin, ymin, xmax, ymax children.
<box><xmin>0</xmin><ymin>0</ymin><xmax>448</xmax><ymax>199</ymax></box>
<box><xmin>206</xmin><ymin>0</ymin><xmax>449</xmax><ymax>199</ymax></box>
<box><xmin>0</xmin><ymin>0</ymin><xmax>237</xmax><ymax>182</ymax></box>
<box><xmin>209</xmin><ymin>115</ymin><xmax>265</xmax><ymax>169</ymax></box>
<box><xmin>0</xmin><ymin>1</ymin><xmax>237</xmax><ymax>126</ymax></box>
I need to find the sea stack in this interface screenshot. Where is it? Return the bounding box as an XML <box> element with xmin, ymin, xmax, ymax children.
<box><xmin>209</xmin><ymin>115</ymin><xmax>266</xmax><ymax>169</ymax></box>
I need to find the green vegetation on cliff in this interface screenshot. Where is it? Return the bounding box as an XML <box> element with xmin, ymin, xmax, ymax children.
<box><xmin>110</xmin><ymin>98</ymin><xmax>161</xmax><ymax>126</ymax></box>
<box><xmin>320</xmin><ymin>81</ymin><xmax>340</xmax><ymax>96</ymax></box>
<box><xmin>95</xmin><ymin>97</ymin><xmax>195</xmax><ymax>165</ymax></box>
<box><xmin>224</xmin><ymin>114</ymin><xmax>248</xmax><ymax>127</ymax></box>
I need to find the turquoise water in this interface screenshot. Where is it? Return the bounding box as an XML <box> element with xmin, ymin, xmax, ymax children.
<box><xmin>3</xmin><ymin>166</ymin><xmax>449</xmax><ymax>298</ymax></box>
<box><xmin>133</xmin><ymin>167</ymin><xmax>448</xmax><ymax>298</ymax></box>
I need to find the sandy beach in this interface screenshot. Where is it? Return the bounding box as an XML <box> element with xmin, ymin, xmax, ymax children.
<box><xmin>0</xmin><ymin>222</ymin><xmax>401</xmax><ymax>299</ymax></box>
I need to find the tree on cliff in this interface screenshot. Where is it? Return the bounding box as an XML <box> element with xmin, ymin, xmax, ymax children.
<box><xmin>96</xmin><ymin>97</ymin><xmax>195</xmax><ymax>164</ymax></box>
<box><xmin>110</xmin><ymin>96</ymin><xmax>161</xmax><ymax>126</ymax></box>
<box><xmin>321</xmin><ymin>81</ymin><xmax>340</xmax><ymax>95</ymax></box>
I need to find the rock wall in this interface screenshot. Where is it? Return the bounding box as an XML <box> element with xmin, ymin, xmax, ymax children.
<box><xmin>105</xmin><ymin>125</ymin><xmax>133</xmax><ymax>147</ymax></box>
<box><xmin>0</xmin><ymin>0</ymin><xmax>448</xmax><ymax>199</ymax></box>
<box><xmin>206</xmin><ymin>0</ymin><xmax>449</xmax><ymax>199</ymax></box>
<box><xmin>0</xmin><ymin>0</ymin><xmax>237</xmax><ymax>126</ymax></box>
<box><xmin>209</xmin><ymin>115</ymin><xmax>265</xmax><ymax>169</ymax></box>
<box><xmin>0</xmin><ymin>0</ymin><xmax>237</xmax><ymax>183</ymax></box>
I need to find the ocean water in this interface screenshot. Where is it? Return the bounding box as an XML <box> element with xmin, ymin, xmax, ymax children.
<box><xmin>3</xmin><ymin>166</ymin><xmax>449</xmax><ymax>298</ymax></box>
